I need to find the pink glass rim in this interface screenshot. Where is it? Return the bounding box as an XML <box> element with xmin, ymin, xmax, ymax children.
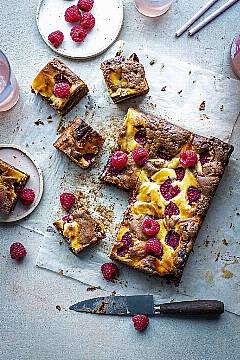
<box><xmin>0</xmin><ymin>49</ymin><xmax>11</xmax><ymax>99</ymax></box>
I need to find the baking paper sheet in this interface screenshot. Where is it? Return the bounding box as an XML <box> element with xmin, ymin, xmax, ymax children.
<box><xmin>12</xmin><ymin>41</ymin><xmax>240</xmax><ymax>314</ymax></box>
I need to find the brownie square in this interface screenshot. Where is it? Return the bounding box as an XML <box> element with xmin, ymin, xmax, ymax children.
<box><xmin>0</xmin><ymin>159</ymin><xmax>29</xmax><ymax>215</ymax></box>
<box><xmin>54</xmin><ymin>116</ymin><xmax>105</xmax><ymax>169</ymax></box>
<box><xmin>101</xmin><ymin>53</ymin><xmax>149</xmax><ymax>103</ymax></box>
<box><xmin>31</xmin><ymin>59</ymin><xmax>89</xmax><ymax>116</ymax></box>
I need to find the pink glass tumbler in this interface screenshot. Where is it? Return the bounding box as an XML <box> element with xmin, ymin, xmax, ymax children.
<box><xmin>230</xmin><ymin>34</ymin><xmax>240</xmax><ymax>79</ymax></box>
<box><xmin>0</xmin><ymin>50</ymin><xmax>19</xmax><ymax>112</ymax></box>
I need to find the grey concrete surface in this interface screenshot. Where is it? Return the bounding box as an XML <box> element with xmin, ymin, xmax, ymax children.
<box><xmin>1</xmin><ymin>1</ymin><xmax>240</xmax><ymax>359</ymax></box>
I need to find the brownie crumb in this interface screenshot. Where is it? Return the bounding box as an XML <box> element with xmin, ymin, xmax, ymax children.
<box><xmin>111</xmin><ymin>291</ymin><xmax>117</xmax><ymax>296</ymax></box>
<box><xmin>161</xmin><ymin>86</ymin><xmax>167</xmax><ymax>92</ymax></box>
<box><xmin>220</xmin><ymin>105</ymin><xmax>224</xmax><ymax>112</ymax></box>
<box><xmin>149</xmin><ymin>59</ymin><xmax>155</xmax><ymax>65</ymax></box>
<box><xmin>58</xmin><ymin>269</ymin><xmax>64</xmax><ymax>276</ymax></box>
<box><xmin>86</xmin><ymin>286</ymin><xmax>101</xmax><ymax>292</ymax></box>
<box><xmin>34</xmin><ymin>119</ymin><xmax>44</xmax><ymax>126</ymax></box>
<box><xmin>178</xmin><ymin>90</ymin><xmax>183</xmax><ymax>95</ymax></box>
<box><xmin>188</xmin><ymin>70</ymin><xmax>192</xmax><ymax>75</ymax></box>
<box><xmin>56</xmin><ymin>305</ymin><xmax>61</xmax><ymax>311</ymax></box>
<box><xmin>222</xmin><ymin>239</ymin><xmax>229</xmax><ymax>246</ymax></box>
<box><xmin>199</xmin><ymin>101</ymin><xmax>206</xmax><ymax>111</ymax></box>
<box><xmin>204</xmin><ymin>239</ymin><xmax>210</xmax><ymax>247</ymax></box>
<box><xmin>215</xmin><ymin>252</ymin><xmax>220</xmax><ymax>262</ymax></box>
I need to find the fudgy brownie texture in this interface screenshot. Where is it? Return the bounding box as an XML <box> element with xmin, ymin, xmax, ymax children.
<box><xmin>54</xmin><ymin>116</ymin><xmax>105</xmax><ymax>169</ymax></box>
<box><xmin>101</xmin><ymin>53</ymin><xmax>149</xmax><ymax>103</ymax></box>
<box><xmin>31</xmin><ymin>59</ymin><xmax>89</xmax><ymax>116</ymax></box>
<box><xmin>0</xmin><ymin>159</ymin><xmax>29</xmax><ymax>215</ymax></box>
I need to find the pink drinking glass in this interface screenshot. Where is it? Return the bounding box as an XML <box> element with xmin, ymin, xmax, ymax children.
<box><xmin>0</xmin><ymin>50</ymin><xmax>19</xmax><ymax>112</ymax></box>
<box><xmin>230</xmin><ymin>34</ymin><xmax>240</xmax><ymax>79</ymax></box>
<box><xmin>134</xmin><ymin>0</ymin><xmax>173</xmax><ymax>17</ymax></box>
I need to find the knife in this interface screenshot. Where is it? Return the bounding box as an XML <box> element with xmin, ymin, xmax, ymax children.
<box><xmin>69</xmin><ymin>295</ymin><xmax>224</xmax><ymax>316</ymax></box>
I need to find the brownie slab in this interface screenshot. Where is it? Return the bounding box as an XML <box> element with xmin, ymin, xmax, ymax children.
<box><xmin>101</xmin><ymin>53</ymin><xmax>149</xmax><ymax>103</ymax></box>
<box><xmin>0</xmin><ymin>159</ymin><xmax>29</xmax><ymax>215</ymax></box>
<box><xmin>31</xmin><ymin>59</ymin><xmax>89</xmax><ymax>116</ymax></box>
<box><xmin>54</xmin><ymin>116</ymin><xmax>105</xmax><ymax>169</ymax></box>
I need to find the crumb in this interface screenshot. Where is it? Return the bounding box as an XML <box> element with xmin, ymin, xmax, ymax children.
<box><xmin>215</xmin><ymin>252</ymin><xmax>220</xmax><ymax>262</ymax></box>
<box><xmin>193</xmin><ymin>80</ymin><xmax>196</xmax><ymax>84</ymax></box>
<box><xmin>200</xmin><ymin>114</ymin><xmax>210</xmax><ymax>120</ymax></box>
<box><xmin>188</xmin><ymin>70</ymin><xmax>192</xmax><ymax>75</ymax></box>
<box><xmin>149</xmin><ymin>59</ymin><xmax>155</xmax><ymax>65</ymax></box>
<box><xmin>161</xmin><ymin>86</ymin><xmax>167</xmax><ymax>91</ymax></box>
<box><xmin>220</xmin><ymin>105</ymin><xmax>224</xmax><ymax>112</ymax></box>
<box><xmin>58</xmin><ymin>269</ymin><xmax>64</xmax><ymax>276</ymax></box>
<box><xmin>199</xmin><ymin>101</ymin><xmax>206</xmax><ymax>111</ymax></box>
<box><xmin>222</xmin><ymin>239</ymin><xmax>229</xmax><ymax>246</ymax></box>
<box><xmin>178</xmin><ymin>90</ymin><xmax>183</xmax><ymax>95</ymax></box>
<box><xmin>111</xmin><ymin>291</ymin><xmax>117</xmax><ymax>296</ymax></box>
<box><xmin>56</xmin><ymin>305</ymin><xmax>61</xmax><ymax>311</ymax></box>
<box><xmin>160</xmin><ymin>63</ymin><xmax>165</xmax><ymax>70</ymax></box>
<box><xmin>86</xmin><ymin>286</ymin><xmax>101</xmax><ymax>292</ymax></box>
<box><xmin>34</xmin><ymin>119</ymin><xmax>44</xmax><ymax>126</ymax></box>
<box><xmin>204</xmin><ymin>239</ymin><xmax>209</xmax><ymax>247</ymax></box>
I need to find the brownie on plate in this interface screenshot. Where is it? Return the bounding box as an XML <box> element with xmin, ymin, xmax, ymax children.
<box><xmin>0</xmin><ymin>159</ymin><xmax>29</xmax><ymax>215</ymax></box>
<box><xmin>54</xmin><ymin>116</ymin><xmax>105</xmax><ymax>169</ymax></box>
<box><xmin>31</xmin><ymin>59</ymin><xmax>89</xmax><ymax>116</ymax></box>
<box><xmin>101</xmin><ymin>53</ymin><xmax>149</xmax><ymax>103</ymax></box>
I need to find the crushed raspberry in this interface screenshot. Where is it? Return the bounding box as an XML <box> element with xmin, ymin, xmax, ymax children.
<box><xmin>180</xmin><ymin>150</ymin><xmax>198</xmax><ymax>167</ymax></box>
<box><xmin>77</xmin><ymin>0</ymin><xmax>94</xmax><ymax>12</ymax></box>
<box><xmin>81</xmin><ymin>13</ymin><xmax>95</xmax><ymax>31</ymax></box>
<box><xmin>132</xmin><ymin>147</ymin><xmax>148</xmax><ymax>166</ymax></box>
<box><xmin>187</xmin><ymin>187</ymin><xmax>201</xmax><ymax>204</ymax></box>
<box><xmin>165</xmin><ymin>231</ymin><xmax>180</xmax><ymax>249</ymax></box>
<box><xmin>122</xmin><ymin>232</ymin><xmax>133</xmax><ymax>247</ymax></box>
<box><xmin>160</xmin><ymin>179</ymin><xmax>180</xmax><ymax>201</ymax></box>
<box><xmin>117</xmin><ymin>246</ymin><xmax>129</xmax><ymax>257</ymax></box>
<box><xmin>142</xmin><ymin>217</ymin><xmax>160</xmax><ymax>236</ymax></box>
<box><xmin>54</xmin><ymin>82</ymin><xmax>71</xmax><ymax>98</ymax></box>
<box><xmin>175</xmin><ymin>167</ymin><xmax>185</xmax><ymax>181</ymax></box>
<box><xmin>134</xmin><ymin>127</ymin><xmax>147</xmax><ymax>145</ymax></box>
<box><xmin>101</xmin><ymin>263</ymin><xmax>119</xmax><ymax>280</ymax></box>
<box><xmin>132</xmin><ymin>314</ymin><xmax>149</xmax><ymax>332</ymax></box>
<box><xmin>62</xmin><ymin>215</ymin><xmax>71</xmax><ymax>223</ymax></box>
<box><xmin>10</xmin><ymin>242</ymin><xmax>27</xmax><ymax>260</ymax></box>
<box><xmin>70</xmin><ymin>26</ymin><xmax>88</xmax><ymax>43</ymax></box>
<box><xmin>65</xmin><ymin>5</ymin><xmax>82</xmax><ymax>23</ymax></box>
<box><xmin>164</xmin><ymin>201</ymin><xmax>180</xmax><ymax>217</ymax></box>
<box><xmin>200</xmin><ymin>151</ymin><xmax>210</xmax><ymax>165</ymax></box>
<box><xmin>83</xmin><ymin>153</ymin><xmax>94</xmax><ymax>163</ymax></box>
<box><xmin>145</xmin><ymin>237</ymin><xmax>163</xmax><ymax>257</ymax></box>
<box><xmin>156</xmin><ymin>150</ymin><xmax>172</xmax><ymax>161</ymax></box>
<box><xmin>111</xmin><ymin>151</ymin><xmax>128</xmax><ymax>171</ymax></box>
<box><xmin>54</xmin><ymin>74</ymin><xmax>70</xmax><ymax>85</ymax></box>
<box><xmin>20</xmin><ymin>189</ymin><xmax>35</xmax><ymax>206</ymax></box>
<box><xmin>48</xmin><ymin>31</ymin><xmax>64</xmax><ymax>48</ymax></box>
<box><xmin>60</xmin><ymin>193</ymin><xmax>75</xmax><ymax>211</ymax></box>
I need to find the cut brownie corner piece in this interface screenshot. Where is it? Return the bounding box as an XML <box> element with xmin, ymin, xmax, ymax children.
<box><xmin>100</xmin><ymin>53</ymin><xmax>149</xmax><ymax>103</ymax></box>
<box><xmin>53</xmin><ymin>206</ymin><xmax>105</xmax><ymax>255</ymax></box>
<box><xmin>31</xmin><ymin>58</ymin><xmax>89</xmax><ymax>116</ymax></box>
<box><xmin>54</xmin><ymin>116</ymin><xmax>105</xmax><ymax>169</ymax></box>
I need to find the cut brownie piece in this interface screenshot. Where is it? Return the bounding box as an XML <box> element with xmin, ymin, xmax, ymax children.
<box><xmin>53</xmin><ymin>206</ymin><xmax>105</xmax><ymax>255</ymax></box>
<box><xmin>101</xmin><ymin>53</ymin><xmax>149</xmax><ymax>103</ymax></box>
<box><xmin>31</xmin><ymin>59</ymin><xmax>89</xmax><ymax>116</ymax></box>
<box><xmin>54</xmin><ymin>116</ymin><xmax>105</xmax><ymax>169</ymax></box>
<box><xmin>0</xmin><ymin>159</ymin><xmax>29</xmax><ymax>215</ymax></box>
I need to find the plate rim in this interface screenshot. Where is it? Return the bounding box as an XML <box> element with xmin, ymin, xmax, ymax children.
<box><xmin>36</xmin><ymin>0</ymin><xmax>124</xmax><ymax>60</ymax></box>
<box><xmin>0</xmin><ymin>144</ymin><xmax>44</xmax><ymax>223</ymax></box>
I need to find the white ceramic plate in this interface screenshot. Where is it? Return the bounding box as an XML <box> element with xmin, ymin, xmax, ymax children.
<box><xmin>0</xmin><ymin>144</ymin><xmax>44</xmax><ymax>222</ymax></box>
<box><xmin>36</xmin><ymin>0</ymin><xmax>124</xmax><ymax>59</ymax></box>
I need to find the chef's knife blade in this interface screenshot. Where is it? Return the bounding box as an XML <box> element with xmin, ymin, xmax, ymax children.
<box><xmin>69</xmin><ymin>296</ymin><xmax>224</xmax><ymax>316</ymax></box>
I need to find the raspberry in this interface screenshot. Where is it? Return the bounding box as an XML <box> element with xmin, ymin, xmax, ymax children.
<box><xmin>132</xmin><ymin>314</ymin><xmax>149</xmax><ymax>332</ymax></box>
<box><xmin>10</xmin><ymin>242</ymin><xmax>27</xmax><ymax>260</ymax></box>
<box><xmin>132</xmin><ymin>147</ymin><xmax>148</xmax><ymax>166</ymax></box>
<box><xmin>180</xmin><ymin>150</ymin><xmax>198</xmax><ymax>167</ymax></box>
<box><xmin>77</xmin><ymin>0</ymin><xmax>94</xmax><ymax>12</ymax></box>
<box><xmin>82</xmin><ymin>153</ymin><xmax>94</xmax><ymax>163</ymax></box>
<box><xmin>134</xmin><ymin>127</ymin><xmax>147</xmax><ymax>145</ymax></box>
<box><xmin>164</xmin><ymin>201</ymin><xmax>180</xmax><ymax>217</ymax></box>
<box><xmin>187</xmin><ymin>187</ymin><xmax>201</xmax><ymax>204</ymax></box>
<box><xmin>200</xmin><ymin>151</ymin><xmax>210</xmax><ymax>165</ymax></box>
<box><xmin>175</xmin><ymin>167</ymin><xmax>185</xmax><ymax>181</ymax></box>
<box><xmin>65</xmin><ymin>5</ymin><xmax>81</xmax><ymax>23</ymax></box>
<box><xmin>145</xmin><ymin>237</ymin><xmax>163</xmax><ymax>257</ymax></box>
<box><xmin>122</xmin><ymin>232</ymin><xmax>133</xmax><ymax>247</ymax></box>
<box><xmin>160</xmin><ymin>179</ymin><xmax>180</xmax><ymax>201</ymax></box>
<box><xmin>20</xmin><ymin>189</ymin><xmax>35</xmax><ymax>206</ymax></box>
<box><xmin>117</xmin><ymin>246</ymin><xmax>129</xmax><ymax>257</ymax></box>
<box><xmin>101</xmin><ymin>263</ymin><xmax>119</xmax><ymax>280</ymax></box>
<box><xmin>81</xmin><ymin>13</ymin><xmax>95</xmax><ymax>31</ymax></box>
<box><xmin>62</xmin><ymin>215</ymin><xmax>71</xmax><ymax>223</ymax></box>
<box><xmin>60</xmin><ymin>193</ymin><xmax>75</xmax><ymax>211</ymax></box>
<box><xmin>54</xmin><ymin>82</ymin><xmax>71</xmax><ymax>98</ymax></box>
<box><xmin>165</xmin><ymin>231</ymin><xmax>180</xmax><ymax>249</ymax></box>
<box><xmin>111</xmin><ymin>151</ymin><xmax>128</xmax><ymax>171</ymax></box>
<box><xmin>70</xmin><ymin>26</ymin><xmax>88</xmax><ymax>43</ymax></box>
<box><xmin>48</xmin><ymin>31</ymin><xmax>64</xmax><ymax>48</ymax></box>
<box><xmin>142</xmin><ymin>217</ymin><xmax>160</xmax><ymax>236</ymax></box>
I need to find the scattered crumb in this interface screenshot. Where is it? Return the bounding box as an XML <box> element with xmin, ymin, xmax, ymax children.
<box><xmin>215</xmin><ymin>252</ymin><xmax>220</xmax><ymax>262</ymax></box>
<box><xmin>161</xmin><ymin>86</ymin><xmax>167</xmax><ymax>92</ymax></box>
<box><xmin>56</xmin><ymin>305</ymin><xmax>61</xmax><ymax>311</ymax></box>
<box><xmin>220</xmin><ymin>105</ymin><xmax>224</xmax><ymax>112</ymax></box>
<box><xmin>200</xmin><ymin>114</ymin><xmax>210</xmax><ymax>121</ymax></box>
<box><xmin>111</xmin><ymin>291</ymin><xmax>117</xmax><ymax>296</ymax></box>
<box><xmin>160</xmin><ymin>63</ymin><xmax>165</xmax><ymax>70</ymax></box>
<box><xmin>149</xmin><ymin>59</ymin><xmax>155</xmax><ymax>65</ymax></box>
<box><xmin>221</xmin><ymin>265</ymin><xmax>234</xmax><ymax>279</ymax></box>
<box><xmin>193</xmin><ymin>80</ymin><xmax>196</xmax><ymax>84</ymax></box>
<box><xmin>47</xmin><ymin>115</ymin><xmax>53</xmax><ymax>123</ymax></box>
<box><xmin>86</xmin><ymin>286</ymin><xmax>101</xmax><ymax>292</ymax></box>
<box><xmin>58</xmin><ymin>269</ymin><xmax>64</xmax><ymax>276</ymax></box>
<box><xmin>204</xmin><ymin>239</ymin><xmax>210</xmax><ymax>247</ymax></box>
<box><xmin>188</xmin><ymin>70</ymin><xmax>192</xmax><ymax>75</ymax></box>
<box><xmin>222</xmin><ymin>239</ymin><xmax>229</xmax><ymax>246</ymax></box>
<box><xmin>204</xmin><ymin>270</ymin><xmax>214</xmax><ymax>285</ymax></box>
<box><xmin>178</xmin><ymin>90</ymin><xmax>183</xmax><ymax>95</ymax></box>
<box><xmin>34</xmin><ymin>119</ymin><xmax>44</xmax><ymax>126</ymax></box>
<box><xmin>199</xmin><ymin>101</ymin><xmax>206</xmax><ymax>111</ymax></box>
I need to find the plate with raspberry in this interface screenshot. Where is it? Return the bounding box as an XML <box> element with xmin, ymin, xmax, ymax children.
<box><xmin>37</xmin><ymin>0</ymin><xmax>123</xmax><ymax>59</ymax></box>
<box><xmin>0</xmin><ymin>144</ymin><xmax>44</xmax><ymax>222</ymax></box>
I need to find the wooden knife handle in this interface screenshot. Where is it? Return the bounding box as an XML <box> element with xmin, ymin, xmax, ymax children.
<box><xmin>159</xmin><ymin>300</ymin><xmax>224</xmax><ymax>315</ymax></box>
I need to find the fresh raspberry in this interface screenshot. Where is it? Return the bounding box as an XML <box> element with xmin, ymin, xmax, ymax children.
<box><xmin>10</xmin><ymin>242</ymin><xmax>27</xmax><ymax>260</ymax></box>
<box><xmin>20</xmin><ymin>189</ymin><xmax>35</xmax><ymax>206</ymax></box>
<box><xmin>164</xmin><ymin>201</ymin><xmax>180</xmax><ymax>217</ymax></box>
<box><xmin>111</xmin><ymin>151</ymin><xmax>128</xmax><ymax>171</ymax></box>
<box><xmin>132</xmin><ymin>314</ymin><xmax>149</xmax><ymax>332</ymax></box>
<box><xmin>65</xmin><ymin>5</ymin><xmax>81</xmax><ymax>23</ymax></box>
<box><xmin>122</xmin><ymin>232</ymin><xmax>133</xmax><ymax>247</ymax></box>
<box><xmin>60</xmin><ymin>193</ymin><xmax>75</xmax><ymax>211</ymax></box>
<box><xmin>70</xmin><ymin>26</ymin><xmax>88</xmax><ymax>43</ymax></box>
<box><xmin>142</xmin><ymin>217</ymin><xmax>160</xmax><ymax>236</ymax></box>
<box><xmin>175</xmin><ymin>167</ymin><xmax>185</xmax><ymax>181</ymax></box>
<box><xmin>160</xmin><ymin>179</ymin><xmax>180</xmax><ymax>201</ymax></box>
<box><xmin>180</xmin><ymin>150</ymin><xmax>198</xmax><ymax>167</ymax></box>
<box><xmin>134</xmin><ymin>127</ymin><xmax>147</xmax><ymax>145</ymax></box>
<box><xmin>48</xmin><ymin>31</ymin><xmax>64</xmax><ymax>48</ymax></box>
<box><xmin>199</xmin><ymin>151</ymin><xmax>210</xmax><ymax>165</ymax></box>
<box><xmin>165</xmin><ymin>231</ymin><xmax>180</xmax><ymax>249</ymax></box>
<box><xmin>187</xmin><ymin>187</ymin><xmax>201</xmax><ymax>204</ymax></box>
<box><xmin>54</xmin><ymin>82</ymin><xmax>71</xmax><ymax>98</ymax></box>
<box><xmin>77</xmin><ymin>0</ymin><xmax>94</xmax><ymax>12</ymax></box>
<box><xmin>145</xmin><ymin>237</ymin><xmax>163</xmax><ymax>257</ymax></box>
<box><xmin>132</xmin><ymin>147</ymin><xmax>148</xmax><ymax>166</ymax></box>
<box><xmin>81</xmin><ymin>13</ymin><xmax>95</xmax><ymax>31</ymax></box>
<box><xmin>101</xmin><ymin>263</ymin><xmax>119</xmax><ymax>280</ymax></box>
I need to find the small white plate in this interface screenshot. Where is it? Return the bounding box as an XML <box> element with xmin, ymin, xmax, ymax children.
<box><xmin>0</xmin><ymin>144</ymin><xmax>44</xmax><ymax>223</ymax></box>
<box><xmin>36</xmin><ymin>0</ymin><xmax>124</xmax><ymax>59</ymax></box>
